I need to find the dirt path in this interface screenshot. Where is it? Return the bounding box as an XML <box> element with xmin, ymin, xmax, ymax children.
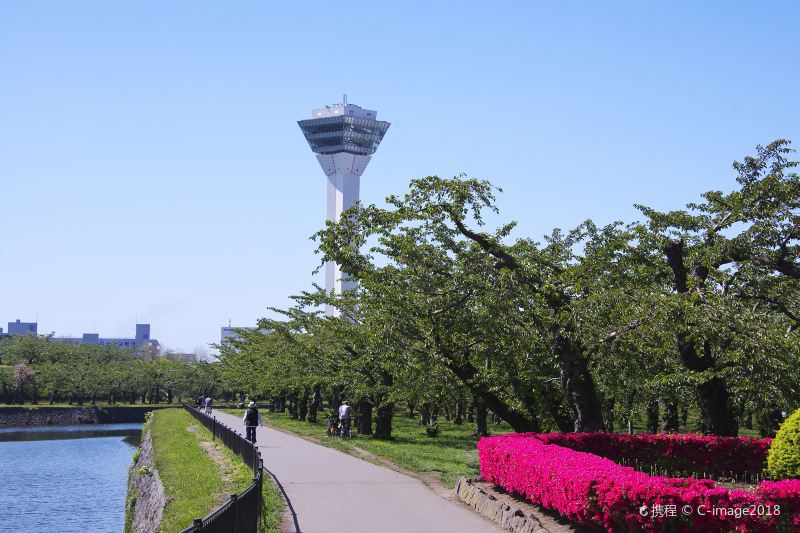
<box><xmin>187</xmin><ymin>424</ymin><xmax>238</xmax><ymax>502</ymax></box>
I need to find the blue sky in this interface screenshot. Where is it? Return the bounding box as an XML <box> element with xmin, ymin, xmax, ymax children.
<box><xmin>1</xmin><ymin>2</ymin><xmax>798</xmax><ymax>353</ymax></box>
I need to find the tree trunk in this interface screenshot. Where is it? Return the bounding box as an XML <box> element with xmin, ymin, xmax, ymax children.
<box><xmin>541</xmin><ymin>383</ymin><xmax>574</xmax><ymax>433</ymax></box>
<box><xmin>556</xmin><ymin>335</ymin><xmax>605</xmax><ymax>432</ymax></box>
<box><xmin>603</xmin><ymin>396</ymin><xmax>616</xmax><ymax>433</ymax></box>
<box><xmin>330</xmin><ymin>390</ymin><xmax>341</xmax><ymax>412</ymax></box>
<box><xmin>646</xmin><ymin>400</ymin><xmax>659</xmax><ymax>433</ymax></box>
<box><xmin>375</xmin><ymin>402</ymin><xmax>393</xmax><ymax>438</ymax></box>
<box><xmin>374</xmin><ymin>372</ymin><xmax>393</xmax><ymax>438</ymax></box>
<box><xmin>419</xmin><ymin>403</ymin><xmax>431</xmax><ymax>426</ymax></box>
<box><xmin>466</xmin><ymin>402</ymin><xmax>474</xmax><ymax>423</ymax></box>
<box><xmin>298</xmin><ymin>390</ymin><xmax>309</xmax><ymax>422</ymax></box>
<box><xmin>661</xmin><ymin>402</ymin><xmax>679</xmax><ymax>433</ymax></box>
<box><xmin>454</xmin><ymin>401</ymin><xmax>463</xmax><ymax>425</ymax></box>
<box><xmin>474</xmin><ymin>395</ymin><xmax>489</xmax><ymax>437</ymax></box>
<box><xmin>664</xmin><ymin>240</ymin><xmax>738</xmax><ymax>436</ymax></box>
<box><xmin>357</xmin><ymin>398</ymin><xmax>373</xmax><ymax>435</ymax></box>
<box><xmin>445</xmin><ymin>359</ymin><xmax>540</xmax><ymax>432</ymax></box>
<box><xmin>697</xmin><ymin>377</ymin><xmax>738</xmax><ymax>436</ymax></box>
<box><xmin>757</xmin><ymin>410</ymin><xmax>783</xmax><ymax>438</ymax></box>
<box><xmin>308</xmin><ymin>384</ymin><xmax>321</xmax><ymax>423</ymax></box>
<box><xmin>407</xmin><ymin>403</ymin><xmax>415</xmax><ymax>418</ymax></box>
<box><xmin>443</xmin><ymin>405</ymin><xmax>451</xmax><ymax>421</ymax></box>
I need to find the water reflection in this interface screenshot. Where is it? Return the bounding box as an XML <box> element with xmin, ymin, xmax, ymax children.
<box><xmin>0</xmin><ymin>424</ymin><xmax>141</xmax><ymax>532</ymax></box>
<box><xmin>0</xmin><ymin>423</ymin><xmax>142</xmax><ymax>444</ymax></box>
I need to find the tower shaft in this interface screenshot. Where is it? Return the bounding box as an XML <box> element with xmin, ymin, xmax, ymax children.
<box><xmin>317</xmin><ymin>152</ymin><xmax>372</xmax><ymax>295</ymax></box>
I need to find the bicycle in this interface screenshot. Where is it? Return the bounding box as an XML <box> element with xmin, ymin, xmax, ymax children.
<box><xmin>339</xmin><ymin>418</ymin><xmax>352</xmax><ymax>439</ymax></box>
<box><xmin>325</xmin><ymin>414</ymin><xmax>339</xmax><ymax>437</ymax></box>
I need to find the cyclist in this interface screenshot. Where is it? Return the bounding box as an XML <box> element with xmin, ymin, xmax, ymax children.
<box><xmin>338</xmin><ymin>400</ymin><xmax>352</xmax><ymax>438</ymax></box>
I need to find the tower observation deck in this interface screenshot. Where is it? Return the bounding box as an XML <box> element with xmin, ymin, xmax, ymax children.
<box><xmin>298</xmin><ymin>99</ymin><xmax>390</xmax><ymax>310</ymax></box>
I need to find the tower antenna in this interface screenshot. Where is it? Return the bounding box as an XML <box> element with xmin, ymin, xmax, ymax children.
<box><xmin>343</xmin><ymin>93</ymin><xmax>347</xmax><ymax>105</ymax></box>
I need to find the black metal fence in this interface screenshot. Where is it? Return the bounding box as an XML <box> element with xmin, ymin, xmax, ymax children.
<box><xmin>179</xmin><ymin>404</ymin><xmax>263</xmax><ymax>533</ymax></box>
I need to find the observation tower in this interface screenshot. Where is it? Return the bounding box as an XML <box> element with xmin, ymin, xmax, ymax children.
<box><xmin>298</xmin><ymin>97</ymin><xmax>390</xmax><ymax>306</ymax></box>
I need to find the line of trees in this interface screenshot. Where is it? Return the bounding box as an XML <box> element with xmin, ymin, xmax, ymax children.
<box><xmin>0</xmin><ymin>335</ymin><xmax>226</xmax><ymax>405</ymax></box>
<box><xmin>218</xmin><ymin>141</ymin><xmax>800</xmax><ymax>439</ymax></box>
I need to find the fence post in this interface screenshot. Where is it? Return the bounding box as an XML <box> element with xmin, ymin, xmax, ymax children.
<box><xmin>254</xmin><ymin>475</ymin><xmax>261</xmax><ymax>531</ymax></box>
<box><xmin>193</xmin><ymin>517</ymin><xmax>203</xmax><ymax>530</ymax></box>
<box><xmin>229</xmin><ymin>493</ymin><xmax>238</xmax><ymax>531</ymax></box>
<box><xmin>212</xmin><ymin>416</ymin><xmax>216</xmax><ymax>441</ymax></box>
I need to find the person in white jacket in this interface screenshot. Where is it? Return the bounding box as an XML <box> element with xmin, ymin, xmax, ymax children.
<box><xmin>242</xmin><ymin>401</ymin><xmax>263</xmax><ymax>444</ymax></box>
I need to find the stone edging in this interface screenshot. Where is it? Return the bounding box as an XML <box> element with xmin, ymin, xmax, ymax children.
<box><xmin>454</xmin><ymin>477</ymin><xmax>555</xmax><ymax>533</ymax></box>
<box><xmin>126</xmin><ymin>418</ymin><xmax>166</xmax><ymax>533</ymax></box>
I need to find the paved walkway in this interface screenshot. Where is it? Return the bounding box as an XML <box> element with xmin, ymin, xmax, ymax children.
<box><xmin>213</xmin><ymin>410</ymin><xmax>500</xmax><ymax>533</ymax></box>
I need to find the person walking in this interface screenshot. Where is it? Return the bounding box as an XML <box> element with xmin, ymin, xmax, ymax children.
<box><xmin>204</xmin><ymin>395</ymin><xmax>213</xmax><ymax>415</ymax></box>
<box><xmin>242</xmin><ymin>401</ymin><xmax>263</xmax><ymax>444</ymax></box>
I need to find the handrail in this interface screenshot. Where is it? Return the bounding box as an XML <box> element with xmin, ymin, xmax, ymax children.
<box><xmin>178</xmin><ymin>404</ymin><xmax>263</xmax><ymax>532</ymax></box>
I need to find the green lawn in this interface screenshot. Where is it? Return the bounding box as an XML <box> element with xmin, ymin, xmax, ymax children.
<box><xmin>150</xmin><ymin>409</ymin><xmax>282</xmax><ymax>532</ymax></box>
<box><xmin>224</xmin><ymin>409</ymin><xmax>513</xmax><ymax>488</ymax></box>
<box><xmin>626</xmin><ymin>407</ymin><xmax>763</xmax><ymax>438</ymax></box>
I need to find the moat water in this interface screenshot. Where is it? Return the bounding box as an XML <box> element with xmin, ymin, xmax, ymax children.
<box><xmin>0</xmin><ymin>423</ymin><xmax>141</xmax><ymax>533</ymax></box>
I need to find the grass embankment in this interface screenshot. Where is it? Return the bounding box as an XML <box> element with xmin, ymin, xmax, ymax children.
<box><xmin>224</xmin><ymin>409</ymin><xmax>512</xmax><ymax>488</ymax></box>
<box><xmin>150</xmin><ymin>409</ymin><xmax>283</xmax><ymax>532</ymax></box>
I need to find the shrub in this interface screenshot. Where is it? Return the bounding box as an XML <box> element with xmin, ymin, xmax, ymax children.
<box><xmin>425</xmin><ymin>421</ymin><xmax>440</xmax><ymax>437</ymax></box>
<box><xmin>533</xmin><ymin>432</ymin><xmax>771</xmax><ymax>477</ymax></box>
<box><xmin>768</xmin><ymin>408</ymin><xmax>800</xmax><ymax>480</ymax></box>
<box><xmin>479</xmin><ymin>433</ymin><xmax>800</xmax><ymax>532</ymax></box>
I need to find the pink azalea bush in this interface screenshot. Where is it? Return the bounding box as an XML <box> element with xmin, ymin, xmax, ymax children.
<box><xmin>478</xmin><ymin>433</ymin><xmax>800</xmax><ymax>532</ymax></box>
<box><xmin>533</xmin><ymin>432</ymin><xmax>772</xmax><ymax>477</ymax></box>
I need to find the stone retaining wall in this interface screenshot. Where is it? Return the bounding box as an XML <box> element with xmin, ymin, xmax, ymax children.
<box><xmin>455</xmin><ymin>477</ymin><xmax>584</xmax><ymax>533</ymax></box>
<box><xmin>0</xmin><ymin>406</ymin><xmax>170</xmax><ymax>426</ymax></box>
<box><xmin>126</xmin><ymin>419</ymin><xmax>166</xmax><ymax>533</ymax></box>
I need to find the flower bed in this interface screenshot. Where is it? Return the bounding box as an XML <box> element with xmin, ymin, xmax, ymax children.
<box><xmin>534</xmin><ymin>432</ymin><xmax>771</xmax><ymax>477</ymax></box>
<box><xmin>478</xmin><ymin>433</ymin><xmax>800</xmax><ymax>532</ymax></box>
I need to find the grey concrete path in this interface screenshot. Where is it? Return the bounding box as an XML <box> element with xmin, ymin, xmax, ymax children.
<box><xmin>213</xmin><ymin>410</ymin><xmax>500</xmax><ymax>533</ymax></box>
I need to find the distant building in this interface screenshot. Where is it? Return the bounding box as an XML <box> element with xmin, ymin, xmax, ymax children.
<box><xmin>52</xmin><ymin>323</ymin><xmax>157</xmax><ymax>350</ymax></box>
<box><xmin>220</xmin><ymin>326</ymin><xmax>272</xmax><ymax>347</ymax></box>
<box><xmin>2</xmin><ymin>318</ymin><xmax>159</xmax><ymax>353</ymax></box>
<box><xmin>220</xmin><ymin>326</ymin><xmax>257</xmax><ymax>345</ymax></box>
<box><xmin>7</xmin><ymin>319</ymin><xmax>37</xmax><ymax>336</ymax></box>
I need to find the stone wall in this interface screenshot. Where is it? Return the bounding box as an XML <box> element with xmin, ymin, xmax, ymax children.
<box><xmin>455</xmin><ymin>477</ymin><xmax>583</xmax><ymax>533</ymax></box>
<box><xmin>0</xmin><ymin>406</ymin><xmax>170</xmax><ymax>426</ymax></box>
<box><xmin>126</xmin><ymin>419</ymin><xmax>166</xmax><ymax>533</ymax></box>
<box><xmin>0</xmin><ymin>406</ymin><xmax>99</xmax><ymax>426</ymax></box>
